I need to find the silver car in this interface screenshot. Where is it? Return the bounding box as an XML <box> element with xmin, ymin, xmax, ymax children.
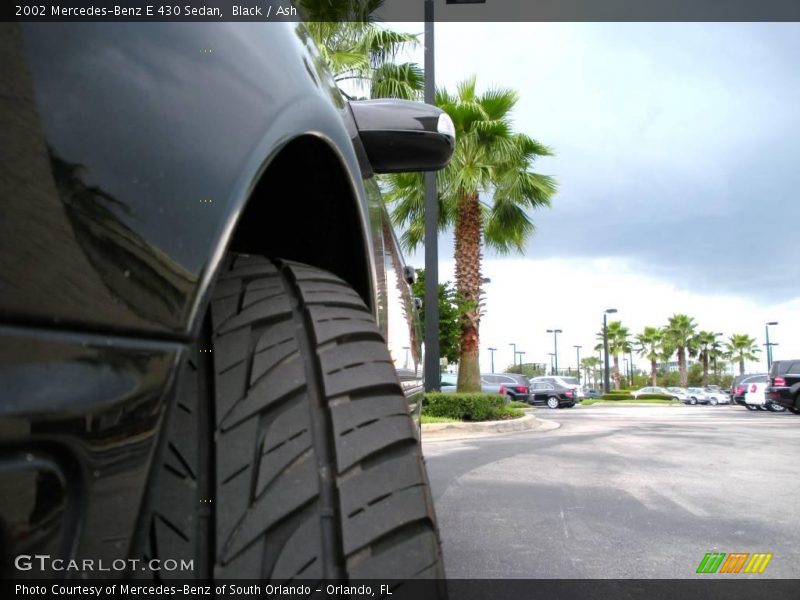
<box><xmin>686</xmin><ymin>387</ymin><xmax>711</xmax><ymax>405</ymax></box>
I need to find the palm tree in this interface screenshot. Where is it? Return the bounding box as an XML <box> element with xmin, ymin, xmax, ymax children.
<box><xmin>709</xmin><ymin>335</ymin><xmax>726</xmax><ymax>383</ymax></box>
<box><xmin>387</xmin><ymin>77</ymin><xmax>557</xmax><ymax>391</ymax></box>
<box><xmin>635</xmin><ymin>326</ymin><xmax>663</xmax><ymax>386</ymax></box>
<box><xmin>596</xmin><ymin>321</ymin><xmax>631</xmax><ymax>390</ymax></box>
<box><xmin>581</xmin><ymin>356</ymin><xmax>601</xmax><ymax>389</ymax></box>
<box><xmin>663</xmin><ymin>314</ymin><xmax>697</xmax><ymax>387</ymax></box>
<box><xmin>693</xmin><ymin>330</ymin><xmax>717</xmax><ymax>386</ymax></box>
<box><xmin>726</xmin><ymin>334</ymin><xmax>761</xmax><ymax>375</ymax></box>
<box><xmin>304</xmin><ymin>10</ymin><xmax>423</xmax><ymax>100</ymax></box>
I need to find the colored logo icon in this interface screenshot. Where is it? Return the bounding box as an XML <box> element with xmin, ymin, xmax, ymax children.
<box><xmin>696</xmin><ymin>552</ymin><xmax>773</xmax><ymax>574</ymax></box>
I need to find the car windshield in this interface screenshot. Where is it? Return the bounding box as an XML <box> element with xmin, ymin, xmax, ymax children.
<box><xmin>561</xmin><ymin>377</ymin><xmax>579</xmax><ymax>385</ymax></box>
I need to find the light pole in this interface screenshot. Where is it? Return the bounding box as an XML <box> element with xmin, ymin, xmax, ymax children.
<box><xmin>516</xmin><ymin>351</ymin><xmax>526</xmax><ymax>369</ymax></box>
<box><xmin>765</xmin><ymin>321</ymin><xmax>778</xmax><ymax>369</ymax></box>
<box><xmin>422</xmin><ymin>0</ymin><xmax>439</xmax><ymax>391</ymax></box>
<box><xmin>603</xmin><ymin>308</ymin><xmax>618</xmax><ymax>392</ymax></box>
<box><xmin>548</xmin><ymin>353</ymin><xmax>556</xmax><ymax>374</ymax></box>
<box><xmin>547</xmin><ymin>329</ymin><xmax>562</xmax><ymax>375</ymax></box>
<box><xmin>509</xmin><ymin>342</ymin><xmax>517</xmax><ymax>369</ymax></box>
<box><xmin>488</xmin><ymin>347</ymin><xmax>497</xmax><ymax>373</ymax></box>
<box><xmin>422</xmin><ymin>0</ymin><xmax>488</xmax><ymax>390</ymax></box>
<box><xmin>402</xmin><ymin>346</ymin><xmax>410</xmax><ymax>370</ymax></box>
<box><xmin>574</xmin><ymin>345</ymin><xmax>582</xmax><ymax>384</ymax></box>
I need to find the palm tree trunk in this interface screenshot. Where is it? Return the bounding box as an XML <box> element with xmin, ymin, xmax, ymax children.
<box><xmin>650</xmin><ymin>359</ymin><xmax>657</xmax><ymax>386</ymax></box>
<box><xmin>678</xmin><ymin>348</ymin><xmax>687</xmax><ymax>387</ymax></box>
<box><xmin>739</xmin><ymin>357</ymin><xmax>745</xmax><ymax>375</ymax></box>
<box><xmin>612</xmin><ymin>356</ymin><xmax>620</xmax><ymax>390</ymax></box>
<box><xmin>702</xmin><ymin>353</ymin><xmax>709</xmax><ymax>387</ymax></box>
<box><xmin>454</xmin><ymin>192</ymin><xmax>483</xmax><ymax>392</ymax></box>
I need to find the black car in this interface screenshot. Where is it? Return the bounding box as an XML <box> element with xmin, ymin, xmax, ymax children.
<box><xmin>0</xmin><ymin>22</ymin><xmax>455</xmax><ymax>583</ymax></box>
<box><xmin>766</xmin><ymin>359</ymin><xmax>800</xmax><ymax>414</ymax></box>
<box><xmin>528</xmin><ymin>382</ymin><xmax>577</xmax><ymax>409</ymax></box>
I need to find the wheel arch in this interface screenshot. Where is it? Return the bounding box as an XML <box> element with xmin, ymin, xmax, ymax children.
<box><xmin>228</xmin><ymin>133</ymin><xmax>374</xmax><ymax>305</ymax></box>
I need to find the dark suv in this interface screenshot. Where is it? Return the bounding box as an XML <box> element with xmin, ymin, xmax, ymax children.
<box><xmin>482</xmin><ymin>373</ymin><xmax>531</xmax><ymax>403</ymax></box>
<box><xmin>766</xmin><ymin>360</ymin><xmax>800</xmax><ymax>414</ymax></box>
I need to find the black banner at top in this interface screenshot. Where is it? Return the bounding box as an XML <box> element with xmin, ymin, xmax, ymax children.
<box><xmin>4</xmin><ymin>0</ymin><xmax>800</xmax><ymax>22</ymax></box>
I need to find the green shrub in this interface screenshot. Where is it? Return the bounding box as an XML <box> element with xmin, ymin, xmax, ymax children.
<box><xmin>496</xmin><ymin>406</ymin><xmax>524</xmax><ymax>419</ymax></box>
<box><xmin>420</xmin><ymin>415</ymin><xmax>463</xmax><ymax>424</ymax></box>
<box><xmin>422</xmin><ymin>393</ymin><xmax>521</xmax><ymax>422</ymax></box>
<box><xmin>601</xmin><ymin>392</ymin><xmax>634</xmax><ymax>401</ymax></box>
<box><xmin>508</xmin><ymin>400</ymin><xmax>530</xmax><ymax>409</ymax></box>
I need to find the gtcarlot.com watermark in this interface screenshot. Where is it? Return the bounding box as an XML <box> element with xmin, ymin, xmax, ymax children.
<box><xmin>14</xmin><ymin>554</ymin><xmax>194</xmax><ymax>573</ymax></box>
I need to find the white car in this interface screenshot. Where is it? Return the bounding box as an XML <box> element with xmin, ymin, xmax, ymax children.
<box><xmin>703</xmin><ymin>387</ymin><xmax>730</xmax><ymax>405</ymax></box>
<box><xmin>744</xmin><ymin>376</ymin><xmax>786</xmax><ymax>412</ymax></box>
<box><xmin>667</xmin><ymin>387</ymin><xmax>692</xmax><ymax>402</ymax></box>
<box><xmin>686</xmin><ymin>387</ymin><xmax>711</xmax><ymax>405</ymax></box>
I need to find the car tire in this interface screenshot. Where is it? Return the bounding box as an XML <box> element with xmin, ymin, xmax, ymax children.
<box><xmin>767</xmin><ymin>403</ymin><xmax>786</xmax><ymax>413</ymax></box>
<box><xmin>689</xmin><ymin>398</ymin><xmax>697</xmax><ymax>405</ymax></box>
<box><xmin>134</xmin><ymin>255</ymin><xmax>446</xmax><ymax>583</ymax></box>
<box><xmin>710</xmin><ymin>398</ymin><xmax>718</xmax><ymax>406</ymax></box>
<box><xmin>547</xmin><ymin>397</ymin><xmax>559</xmax><ymax>409</ymax></box>
<box><xmin>745</xmin><ymin>404</ymin><xmax>758</xmax><ymax>411</ymax></box>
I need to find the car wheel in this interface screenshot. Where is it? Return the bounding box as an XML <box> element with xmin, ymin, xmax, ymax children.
<box><xmin>767</xmin><ymin>403</ymin><xmax>786</xmax><ymax>413</ymax></box>
<box><xmin>745</xmin><ymin>404</ymin><xmax>758</xmax><ymax>411</ymax></box>
<box><xmin>710</xmin><ymin>398</ymin><xmax>718</xmax><ymax>406</ymax></box>
<box><xmin>789</xmin><ymin>407</ymin><xmax>800</xmax><ymax>415</ymax></box>
<box><xmin>134</xmin><ymin>255</ymin><xmax>446</xmax><ymax>582</ymax></box>
<box><xmin>690</xmin><ymin>398</ymin><xmax>697</xmax><ymax>405</ymax></box>
<box><xmin>547</xmin><ymin>397</ymin><xmax>559</xmax><ymax>409</ymax></box>
<box><xmin>757</xmin><ymin>406</ymin><xmax>768</xmax><ymax>411</ymax></box>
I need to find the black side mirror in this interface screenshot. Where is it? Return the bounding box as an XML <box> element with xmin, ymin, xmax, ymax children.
<box><xmin>349</xmin><ymin>99</ymin><xmax>455</xmax><ymax>173</ymax></box>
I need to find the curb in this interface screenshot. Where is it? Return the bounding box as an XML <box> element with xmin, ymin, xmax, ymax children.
<box><xmin>420</xmin><ymin>413</ymin><xmax>560</xmax><ymax>441</ymax></box>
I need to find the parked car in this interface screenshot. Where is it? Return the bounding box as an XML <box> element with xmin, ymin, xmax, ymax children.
<box><xmin>584</xmin><ymin>388</ymin><xmax>601</xmax><ymax>399</ymax></box>
<box><xmin>631</xmin><ymin>386</ymin><xmax>678</xmax><ymax>399</ymax></box>
<box><xmin>683</xmin><ymin>387</ymin><xmax>711</xmax><ymax>405</ymax></box>
<box><xmin>482</xmin><ymin>373</ymin><xmax>532</xmax><ymax>403</ymax></box>
<box><xmin>744</xmin><ymin>375</ymin><xmax>770</xmax><ymax>411</ymax></box>
<box><xmin>0</xmin><ymin>22</ymin><xmax>456</xmax><ymax>581</ymax></box>
<box><xmin>667</xmin><ymin>387</ymin><xmax>692</xmax><ymax>402</ymax></box>
<box><xmin>703</xmin><ymin>387</ymin><xmax>730</xmax><ymax>405</ymax></box>
<box><xmin>440</xmin><ymin>373</ymin><xmax>531</xmax><ymax>403</ymax></box>
<box><xmin>531</xmin><ymin>376</ymin><xmax>584</xmax><ymax>398</ymax></box>
<box><xmin>766</xmin><ymin>359</ymin><xmax>800</xmax><ymax>414</ymax></box>
<box><xmin>731</xmin><ymin>373</ymin><xmax>769</xmax><ymax>407</ymax></box>
<box><xmin>528</xmin><ymin>381</ymin><xmax>577</xmax><ymax>409</ymax></box>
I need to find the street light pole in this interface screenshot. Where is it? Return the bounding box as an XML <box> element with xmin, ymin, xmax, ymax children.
<box><xmin>517</xmin><ymin>351</ymin><xmax>526</xmax><ymax>369</ymax></box>
<box><xmin>603</xmin><ymin>308</ymin><xmax>618</xmax><ymax>392</ymax></box>
<box><xmin>548</xmin><ymin>353</ymin><xmax>555</xmax><ymax>374</ymax></box>
<box><xmin>422</xmin><ymin>0</ymin><xmax>439</xmax><ymax>392</ymax></box>
<box><xmin>765</xmin><ymin>321</ymin><xmax>778</xmax><ymax>370</ymax></box>
<box><xmin>547</xmin><ymin>329</ymin><xmax>562</xmax><ymax>375</ymax></box>
<box><xmin>488</xmin><ymin>347</ymin><xmax>497</xmax><ymax>373</ymax></box>
<box><xmin>509</xmin><ymin>342</ymin><xmax>517</xmax><ymax>370</ymax></box>
<box><xmin>574</xmin><ymin>345</ymin><xmax>582</xmax><ymax>384</ymax></box>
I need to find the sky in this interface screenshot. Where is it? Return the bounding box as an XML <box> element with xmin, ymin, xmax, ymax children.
<box><xmin>384</xmin><ymin>23</ymin><xmax>800</xmax><ymax>376</ymax></box>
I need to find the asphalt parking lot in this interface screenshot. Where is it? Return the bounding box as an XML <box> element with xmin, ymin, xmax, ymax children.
<box><xmin>422</xmin><ymin>405</ymin><xmax>799</xmax><ymax>578</ymax></box>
